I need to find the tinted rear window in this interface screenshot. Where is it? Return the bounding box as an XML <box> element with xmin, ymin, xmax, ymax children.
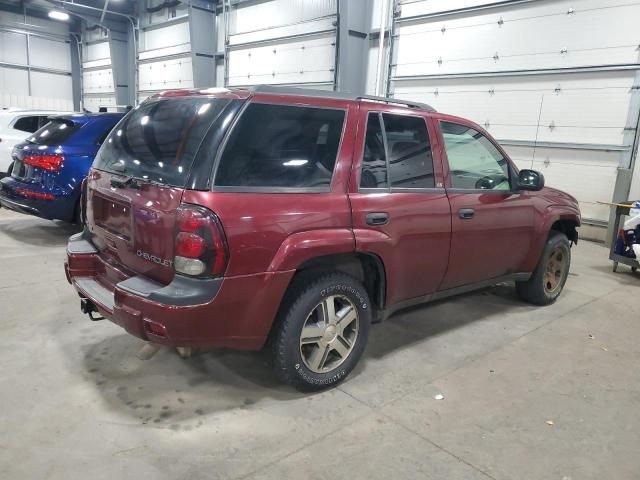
<box><xmin>215</xmin><ymin>103</ymin><xmax>346</xmax><ymax>189</ymax></box>
<box><xmin>27</xmin><ymin>119</ymin><xmax>77</xmax><ymax>145</ymax></box>
<box><xmin>93</xmin><ymin>97</ymin><xmax>233</xmax><ymax>187</ymax></box>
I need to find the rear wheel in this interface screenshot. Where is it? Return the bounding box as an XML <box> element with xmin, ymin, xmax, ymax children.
<box><xmin>271</xmin><ymin>272</ymin><xmax>371</xmax><ymax>392</ymax></box>
<box><xmin>517</xmin><ymin>231</ymin><xmax>571</xmax><ymax>305</ymax></box>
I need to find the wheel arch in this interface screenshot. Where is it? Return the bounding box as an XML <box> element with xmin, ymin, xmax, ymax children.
<box><xmin>294</xmin><ymin>252</ymin><xmax>387</xmax><ymax>312</ymax></box>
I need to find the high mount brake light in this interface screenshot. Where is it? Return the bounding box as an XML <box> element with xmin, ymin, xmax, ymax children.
<box><xmin>23</xmin><ymin>154</ymin><xmax>64</xmax><ymax>172</ymax></box>
<box><xmin>174</xmin><ymin>204</ymin><xmax>228</xmax><ymax>277</ymax></box>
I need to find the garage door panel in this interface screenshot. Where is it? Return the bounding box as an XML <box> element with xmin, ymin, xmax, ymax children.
<box><xmin>231</xmin><ymin>0</ymin><xmax>336</xmax><ymax>35</ymax></box>
<box><xmin>226</xmin><ymin>0</ymin><xmax>337</xmax><ymax>89</ymax></box>
<box><xmin>142</xmin><ymin>21</ymin><xmax>190</xmax><ymax>52</ymax></box>
<box><xmin>138</xmin><ymin>56</ymin><xmax>194</xmax><ymax>92</ymax></box>
<box><xmin>83</xmin><ymin>94</ymin><xmax>116</xmax><ymax>113</ymax></box>
<box><xmin>228</xmin><ymin>34</ymin><xmax>335</xmax><ymax>87</ymax></box>
<box><xmin>535</xmin><ymin>125</ymin><xmax>626</xmax><ymax>145</ymax></box>
<box><xmin>82</xmin><ymin>68</ymin><xmax>114</xmax><ymax>95</ymax></box>
<box><xmin>504</xmin><ymin>145</ymin><xmax>620</xmax><ymax>221</ymax></box>
<box><xmin>396</xmin><ymin>2</ymin><xmax>640</xmax><ymax>76</ymax></box>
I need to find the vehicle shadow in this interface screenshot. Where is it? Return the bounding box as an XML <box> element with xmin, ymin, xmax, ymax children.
<box><xmin>78</xmin><ymin>283</ymin><xmax>526</xmax><ymax>428</ymax></box>
<box><xmin>0</xmin><ymin>215</ymin><xmax>80</xmax><ymax>247</ymax></box>
<box><xmin>80</xmin><ymin>332</ymin><xmax>305</xmax><ymax>430</ymax></box>
<box><xmin>363</xmin><ymin>283</ymin><xmax>525</xmax><ymax>361</ymax></box>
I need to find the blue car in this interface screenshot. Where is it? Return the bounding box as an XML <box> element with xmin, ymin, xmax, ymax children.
<box><xmin>0</xmin><ymin>112</ymin><xmax>123</xmax><ymax>223</ymax></box>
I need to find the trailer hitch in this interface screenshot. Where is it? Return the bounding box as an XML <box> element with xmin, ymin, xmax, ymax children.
<box><xmin>80</xmin><ymin>298</ymin><xmax>104</xmax><ymax>321</ymax></box>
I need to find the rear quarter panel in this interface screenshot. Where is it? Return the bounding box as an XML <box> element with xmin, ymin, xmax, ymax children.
<box><xmin>182</xmin><ymin>94</ymin><xmax>360</xmax><ymax>277</ymax></box>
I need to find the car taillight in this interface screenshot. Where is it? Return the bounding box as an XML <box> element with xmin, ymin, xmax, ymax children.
<box><xmin>174</xmin><ymin>204</ymin><xmax>228</xmax><ymax>277</ymax></box>
<box><xmin>23</xmin><ymin>154</ymin><xmax>64</xmax><ymax>172</ymax></box>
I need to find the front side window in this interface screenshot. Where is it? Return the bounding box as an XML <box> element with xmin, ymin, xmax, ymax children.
<box><xmin>440</xmin><ymin>121</ymin><xmax>511</xmax><ymax>191</ymax></box>
<box><xmin>215</xmin><ymin>103</ymin><xmax>346</xmax><ymax>189</ymax></box>
<box><xmin>359</xmin><ymin>112</ymin><xmax>435</xmax><ymax>190</ymax></box>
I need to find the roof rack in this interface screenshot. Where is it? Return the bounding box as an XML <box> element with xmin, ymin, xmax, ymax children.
<box><xmin>356</xmin><ymin>95</ymin><xmax>436</xmax><ymax>112</ymax></box>
<box><xmin>247</xmin><ymin>85</ymin><xmax>436</xmax><ymax>112</ymax></box>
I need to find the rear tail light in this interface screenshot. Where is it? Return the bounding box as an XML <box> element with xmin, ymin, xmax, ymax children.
<box><xmin>23</xmin><ymin>154</ymin><xmax>64</xmax><ymax>172</ymax></box>
<box><xmin>174</xmin><ymin>204</ymin><xmax>228</xmax><ymax>277</ymax></box>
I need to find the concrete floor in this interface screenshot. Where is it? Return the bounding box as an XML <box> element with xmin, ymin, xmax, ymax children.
<box><xmin>1</xmin><ymin>207</ymin><xmax>639</xmax><ymax>480</ymax></box>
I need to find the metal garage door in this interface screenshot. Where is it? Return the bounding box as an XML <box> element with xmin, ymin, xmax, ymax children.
<box><xmin>137</xmin><ymin>15</ymin><xmax>194</xmax><ymax>104</ymax></box>
<box><xmin>224</xmin><ymin>0</ymin><xmax>338</xmax><ymax>90</ymax></box>
<box><xmin>389</xmin><ymin>0</ymin><xmax>640</xmax><ymax>223</ymax></box>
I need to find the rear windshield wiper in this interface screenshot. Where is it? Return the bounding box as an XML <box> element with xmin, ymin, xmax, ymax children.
<box><xmin>110</xmin><ymin>175</ymin><xmax>166</xmax><ymax>190</ymax></box>
<box><xmin>110</xmin><ymin>176</ymin><xmax>142</xmax><ymax>189</ymax></box>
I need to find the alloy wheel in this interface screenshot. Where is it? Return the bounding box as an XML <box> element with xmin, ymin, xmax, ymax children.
<box><xmin>299</xmin><ymin>295</ymin><xmax>359</xmax><ymax>374</ymax></box>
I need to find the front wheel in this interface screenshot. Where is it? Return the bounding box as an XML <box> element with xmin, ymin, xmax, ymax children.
<box><xmin>516</xmin><ymin>231</ymin><xmax>571</xmax><ymax>305</ymax></box>
<box><xmin>271</xmin><ymin>272</ymin><xmax>371</xmax><ymax>392</ymax></box>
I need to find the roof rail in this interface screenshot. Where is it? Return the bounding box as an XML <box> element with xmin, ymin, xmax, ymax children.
<box><xmin>357</xmin><ymin>95</ymin><xmax>436</xmax><ymax>112</ymax></box>
<box><xmin>246</xmin><ymin>85</ymin><xmax>436</xmax><ymax>112</ymax></box>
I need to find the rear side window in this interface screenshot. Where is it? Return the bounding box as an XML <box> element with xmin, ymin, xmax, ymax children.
<box><xmin>28</xmin><ymin>119</ymin><xmax>77</xmax><ymax>146</ymax></box>
<box><xmin>13</xmin><ymin>116</ymin><xmax>40</xmax><ymax>133</ymax></box>
<box><xmin>215</xmin><ymin>103</ymin><xmax>346</xmax><ymax>189</ymax></box>
<box><xmin>360</xmin><ymin>112</ymin><xmax>435</xmax><ymax>190</ymax></box>
<box><xmin>360</xmin><ymin>113</ymin><xmax>387</xmax><ymax>188</ymax></box>
<box><xmin>93</xmin><ymin>97</ymin><xmax>233</xmax><ymax>187</ymax></box>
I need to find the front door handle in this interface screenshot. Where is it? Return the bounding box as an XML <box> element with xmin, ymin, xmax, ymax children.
<box><xmin>366</xmin><ymin>212</ymin><xmax>389</xmax><ymax>226</ymax></box>
<box><xmin>459</xmin><ymin>208</ymin><xmax>475</xmax><ymax>219</ymax></box>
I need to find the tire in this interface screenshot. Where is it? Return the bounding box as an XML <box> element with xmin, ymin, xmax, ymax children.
<box><xmin>516</xmin><ymin>231</ymin><xmax>571</xmax><ymax>306</ymax></box>
<box><xmin>271</xmin><ymin>272</ymin><xmax>371</xmax><ymax>392</ymax></box>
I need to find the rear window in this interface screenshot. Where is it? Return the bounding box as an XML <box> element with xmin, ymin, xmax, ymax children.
<box><xmin>93</xmin><ymin>97</ymin><xmax>233</xmax><ymax>187</ymax></box>
<box><xmin>215</xmin><ymin>103</ymin><xmax>346</xmax><ymax>190</ymax></box>
<box><xmin>27</xmin><ymin>119</ymin><xmax>77</xmax><ymax>146</ymax></box>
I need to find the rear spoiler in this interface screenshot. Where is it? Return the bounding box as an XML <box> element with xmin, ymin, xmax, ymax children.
<box><xmin>46</xmin><ymin>116</ymin><xmax>75</xmax><ymax>126</ymax></box>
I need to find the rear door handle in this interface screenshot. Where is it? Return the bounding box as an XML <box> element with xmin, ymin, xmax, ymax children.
<box><xmin>459</xmin><ymin>208</ymin><xmax>475</xmax><ymax>219</ymax></box>
<box><xmin>366</xmin><ymin>212</ymin><xmax>389</xmax><ymax>226</ymax></box>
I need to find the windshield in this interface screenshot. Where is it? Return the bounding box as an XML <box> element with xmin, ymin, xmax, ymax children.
<box><xmin>27</xmin><ymin>119</ymin><xmax>77</xmax><ymax>146</ymax></box>
<box><xmin>93</xmin><ymin>97</ymin><xmax>234</xmax><ymax>187</ymax></box>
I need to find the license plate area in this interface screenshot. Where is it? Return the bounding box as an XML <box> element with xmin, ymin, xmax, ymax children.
<box><xmin>92</xmin><ymin>193</ymin><xmax>133</xmax><ymax>240</ymax></box>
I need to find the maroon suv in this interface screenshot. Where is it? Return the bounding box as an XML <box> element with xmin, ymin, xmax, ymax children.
<box><xmin>65</xmin><ymin>86</ymin><xmax>580</xmax><ymax>391</ymax></box>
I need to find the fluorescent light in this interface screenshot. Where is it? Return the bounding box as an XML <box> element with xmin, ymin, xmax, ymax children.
<box><xmin>282</xmin><ymin>159</ymin><xmax>308</xmax><ymax>167</ymax></box>
<box><xmin>48</xmin><ymin>11</ymin><xmax>70</xmax><ymax>21</ymax></box>
<box><xmin>140</xmin><ymin>115</ymin><xmax>149</xmax><ymax>125</ymax></box>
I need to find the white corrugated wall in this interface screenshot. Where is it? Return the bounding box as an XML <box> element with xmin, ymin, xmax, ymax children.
<box><xmin>137</xmin><ymin>0</ymin><xmax>193</xmax><ymax>104</ymax></box>
<box><xmin>224</xmin><ymin>0</ymin><xmax>338</xmax><ymax>89</ymax></box>
<box><xmin>381</xmin><ymin>0</ymin><xmax>640</xmax><ymax>226</ymax></box>
<box><xmin>0</xmin><ymin>11</ymin><xmax>74</xmax><ymax>111</ymax></box>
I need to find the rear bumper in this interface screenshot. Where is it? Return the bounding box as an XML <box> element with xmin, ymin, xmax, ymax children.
<box><xmin>0</xmin><ymin>177</ymin><xmax>77</xmax><ymax>221</ymax></box>
<box><xmin>65</xmin><ymin>232</ymin><xmax>294</xmax><ymax>350</ymax></box>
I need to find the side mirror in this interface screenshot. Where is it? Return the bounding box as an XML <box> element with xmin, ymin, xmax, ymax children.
<box><xmin>517</xmin><ymin>169</ymin><xmax>545</xmax><ymax>191</ymax></box>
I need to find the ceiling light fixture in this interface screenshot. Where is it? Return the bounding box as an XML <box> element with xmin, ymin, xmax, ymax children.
<box><xmin>48</xmin><ymin>10</ymin><xmax>70</xmax><ymax>21</ymax></box>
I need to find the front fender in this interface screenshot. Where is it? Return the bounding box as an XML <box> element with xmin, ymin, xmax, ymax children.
<box><xmin>267</xmin><ymin>228</ymin><xmax>356</xmax><ymax>272</ymax></box>
<box><xmin>522</xmin><ymin>205</ymin><xmax>581</xmax><ymax>272</ymax></box>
